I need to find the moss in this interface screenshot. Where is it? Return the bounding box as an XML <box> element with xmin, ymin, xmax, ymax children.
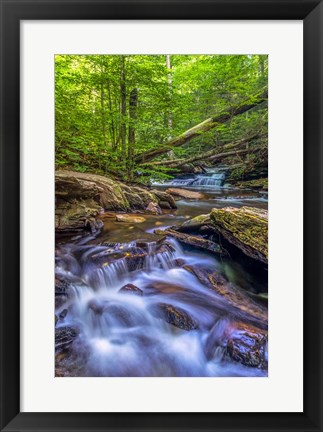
<box><xmin>211</xmin><ymin>206</ymin><xmax>268</xmax><ymax>263</ymax></box>
<box><xmin>182</xmin><ymin>214</ymin><xmax>211</xmax><ymax>227</ymax></box>
<box><xmin>236</xmin><ymin>178</ymin><xmax>268</xmax><ymax>191</ymax></box>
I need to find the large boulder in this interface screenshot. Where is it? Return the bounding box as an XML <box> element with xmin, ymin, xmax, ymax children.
<box><xmin>55</xmin><ymin>171</ymin><xmax>176</xmax><ymax>234</ymax></box>
<box><xmin>210</xmin><ymin>206</ymin><xmax>268</xmax><ymax>264</ymax></box>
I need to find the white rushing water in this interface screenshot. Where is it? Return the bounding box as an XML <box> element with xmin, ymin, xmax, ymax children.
<box><xmin>55</xmin><ymin>237</ymin><xmax>267</xmax><ymax>377</ymax></box>
<box><xmin>152</xmin><ymin>166</ymin><xmax>227</xmax><ymax>188</ymax></box>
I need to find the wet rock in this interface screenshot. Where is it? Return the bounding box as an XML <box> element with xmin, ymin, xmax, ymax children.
<box><xmin>154</xmin><ymin>228</ymin><xmax>223</xmax><ymax>255</ymax></box>
<box><xmin>116</xmin><ymin>214</ymin><xmax>146</xmax><ymax>223</ymax></box>
<box><xmin>151</xmin><ymin>303</ymin><xmax>198</xmax><ymax>331</ymax></box>
<box><xmin>119</xmin><ymin>283</ymin><xmax>143</xmax><ymax>296</ymax></box>
<box><xmin>55</xmin><ymin>276</ymin><xmax>71</xmax><ymax>309</ymax></box>
<box><xmin>55</xmin><ymin>326</ymin><xmax>78</xmax><ymax>349</ymax></box>
<box><xmin>148</xmin><ymin>281</ymin><xmax>186</xmax><ymax>294</ymax></box>
<box><xmin>174</xmin><ymin>258</ymin><xmax>186</xmax><ymax>267</ymax></box>
<box><xmin>90</xmin><ymin>241</ymin><xmax>175</xmax><ymax>273</ymax></box>
<box><xmin>183</xmin><ymin>265</ymin><xmax>267</xmax><ymax>329</ymax></box>
<box><xmin>205</xmin><ymin>320</ymin><xmax>267</xmax><ymax>369</ymax></box>
<box><xmin>55</xmin><ymin>295</ymin><xmax>68</xmax><ymax>310</ymax></box>
<box><xmin>225</xmin><ymin>322</ymin><xmax>268</xmax><ymax>368</ymax></box>
<box><xmin>165</xmin><ymin>188</ymin><xmax>207</xmax><ymax>200</ymax></box>
<box><xmin>146</xmin><ymin>201</ymin><xmax>162</xmax><ymax>215</ymax></box>
<box><xmin>59</xmin><ymin>309</ymin><xmax>68</xmax><ymax>320</ymax></box>
<box><xmin>135</xmin><ymin>235</ymin><xmax>165</xmax><ymax>249</ymax></box>
<box><xmin>55</xmin><ymin>276</ymin><xmax>70</xmax><ymax>296</ymax></box>
<box><xmin>158</xmin><ymin>201</ymin><xmax>172</xmax><ymax>210</ymax></box>
<box><xmin>150</xmin><ymin>189</ymin><xmax>177</xmax><ymax>209</ymax></box>
<box><xmin>210</xmin><ymin>206</ymin><xmax>268</xmax><ymax>264</ymax></box>
<box><xmin>88</xmin><ymin>298</ymin><xmax>109</xmax><ymax>315</ymax></box>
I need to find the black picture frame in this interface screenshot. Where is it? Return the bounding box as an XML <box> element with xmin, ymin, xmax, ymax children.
<box><xmin>0</xmin><ymin>0</ymin><xmax>322</xmax><ymax>431</ymax></box>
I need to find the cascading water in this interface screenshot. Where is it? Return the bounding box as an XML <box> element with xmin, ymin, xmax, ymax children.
<box><xmin>55</xmin><ymin>236</ymin><xmax>267</xmax><ymax>377</ymax></box>
<box><xmin>152</xmin><ymin>166</ymin><xmax>228</xmax><ymax>188</ymax></box>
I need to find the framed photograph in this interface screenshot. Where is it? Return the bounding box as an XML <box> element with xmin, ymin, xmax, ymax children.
<box><xmin>0</xmin><ymin>0</ymin><xmax>322</xmax><ymax>431</ymax></box>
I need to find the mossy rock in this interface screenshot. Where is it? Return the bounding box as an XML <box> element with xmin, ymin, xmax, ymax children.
<box><xmin>55</xmin><ymin>171</ymin><xmax>175</xmax><ymax>234</ymax></box>
<box><xmin>182</xmin><ymin>213</ymin><xmax>211</xmax><ymax>227</ymax></box>
<box><xmin>236</xmin><ymin>178</ymin><xmax>268</xmax><ymax>191</ymax></box>
<box><xmin>210</xmin><ymin>206</ymin><xmax>268</xmax><ymax>264</ymax></box>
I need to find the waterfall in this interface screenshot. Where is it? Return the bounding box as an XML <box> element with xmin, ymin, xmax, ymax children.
<box><xmin>152</xmin><ymin>166</ymin><xmax>228</xmax><ymax>188</ymax></box>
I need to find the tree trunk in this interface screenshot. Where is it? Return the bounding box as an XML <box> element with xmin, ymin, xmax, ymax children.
<box><xmin>100</xmin><ymin>81</ymin><xmax>107</xmax><ymax>147</ymax></box>
<box><xmin>166</xmin><ymin>54</ymin><xmax>173</xmax><ymax>138</ymax></box>
<box><xmin>106</xmin><ymin>79</ymin><xmax>117</xmax><ymax>151</ymax></box>
<box><xmin>135</xmin><ymin>89</ymin><xmax>268</xmax><ymax>164</ymax></box>
<box><xmin>120</xmin><ymin>56</ymin><xmax>127</xmax><ymax>161</ymax></box>
<box><xmin>127</xmin><ymin>88</ymin><xmax>138</xmax><ymax>179</ymax></box>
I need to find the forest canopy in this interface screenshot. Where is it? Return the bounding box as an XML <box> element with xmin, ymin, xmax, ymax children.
<box><xmin>55</xmin><ymin>54</ymin><xmax>268</xmax><ymax>183</ymax></box>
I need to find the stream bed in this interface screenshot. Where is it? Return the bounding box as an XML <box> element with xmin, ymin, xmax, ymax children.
<box><xmin>55</xmin><ymin>185</ymin><xmax>268</xmax><ymax>377</ymax></box>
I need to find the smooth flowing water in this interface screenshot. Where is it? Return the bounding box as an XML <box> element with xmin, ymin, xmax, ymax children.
<box><xmin>152</xmin><ymin>166</ymin><xmax>228</xmax><ymax>188</ymax></box>
<box><xmin>55</xmin><ymin>183</ymin><xmax>268</xmax><ymax>377</ymax></box>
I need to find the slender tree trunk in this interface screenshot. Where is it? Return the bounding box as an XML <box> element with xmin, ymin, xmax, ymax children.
<box><xmin>127</xmin><ymin>88</ymin><xmax>138</xmax><ymax>179</ymax></box>
<box><xmin>120</xmin><ymin>56</ymin><xmax>127</xmax><ymax>161</ymax></box>
<box><xmin>166</xmin><ymin>54</ymin><xmax>173</xmax><ymax>138</ymax></box>
<box><xmin>106</xmin><ymin>80</ymin><xmax>117</xmax><ymax>150</ymax></box>
<box><xmin>100</xmin><ymin>81</ymin><xmax>107</xmax><ymax>147</ymax></box>
<box><xmin>135</xmin><ymin>89</ymin><xmax>268</xmax><ymax>164</ymax></box>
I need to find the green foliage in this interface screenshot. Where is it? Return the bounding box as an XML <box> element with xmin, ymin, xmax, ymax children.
<box><xmin>55</xmin><ymin>54</ymin><xmax>268</xmax><ymax>181</ymax></box>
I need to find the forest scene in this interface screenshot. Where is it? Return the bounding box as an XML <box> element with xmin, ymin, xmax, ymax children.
<box><xmin>55</xmin><ymin>54</ymin><xmax>268</xmax><ymax>377</ymax></box>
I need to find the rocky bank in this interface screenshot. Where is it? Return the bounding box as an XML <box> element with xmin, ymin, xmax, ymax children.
<box><xmin>55</xmin><ymin>170</ymin><xmax>176</xmax><ymax>235</ymax></box>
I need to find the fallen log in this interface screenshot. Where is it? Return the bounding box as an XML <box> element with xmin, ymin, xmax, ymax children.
<box><xmin>135</xmin><ymin>89</ymin><xmax>268</xmax><ymax>164</ymax></box>
<box><xmin>144</xmin><ymin>134</ymin><xmax>263</xmax><ymax>168</ymax></box>
<box><xmin>154</xmin><ymin>228</ymin><xmax>224</xmax><ymax>254</ymax></box>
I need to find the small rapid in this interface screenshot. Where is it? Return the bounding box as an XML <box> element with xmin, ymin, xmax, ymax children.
<box><xmin>152</xmin><ymin>166</ymin><xmax>228</xmax><ymax>188</ymax></box>
<box><xmin>55</xmin><ymin>234</ymin><xmax>267</xmax><ymax>377</ymax></box>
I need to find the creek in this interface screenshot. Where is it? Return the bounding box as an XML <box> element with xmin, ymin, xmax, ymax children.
<box><xmin>55</xmin><ymin>177</ymin><xmax>268</xmax><ymax>377</ymax></box>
